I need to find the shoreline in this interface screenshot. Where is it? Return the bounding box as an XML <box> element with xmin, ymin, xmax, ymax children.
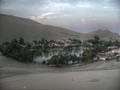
<box><xmin>1</xmin><ymin>52</ymin><xmax>120</xmax><ymax>79</ymax></box>
<box><xmin>1</xmin><ymin>53</ymin><xmax>120</xmax><ymax>90</ymax></box>
<box><xmin>0</xmin><ymin>60</ymin><xmax>120</xmax><ymax>79</ymax></box>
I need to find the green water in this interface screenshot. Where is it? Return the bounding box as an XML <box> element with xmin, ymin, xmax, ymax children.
<box><xmin>34</xmin><ymin>47</ymin><xmax>84</xmax><ymax>63</ymax></box>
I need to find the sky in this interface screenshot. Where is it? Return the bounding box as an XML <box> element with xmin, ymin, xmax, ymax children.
<box><xmin>0</xmin><ymin>0</ymin><xmax>120</xmax><ymax>34</ymax></box>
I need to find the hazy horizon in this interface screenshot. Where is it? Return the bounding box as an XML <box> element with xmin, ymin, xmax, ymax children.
<box><xmin>0</xmin><ymin>0</ymin><xmax>120</xmax><ymax>34</ymax></box>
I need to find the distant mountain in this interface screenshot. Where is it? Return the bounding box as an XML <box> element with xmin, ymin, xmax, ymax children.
<box><xmin>89</xmin><ymin>30</ymin><xmax>120</xmax><ymax>41</ymax></box>
<box><xmin>0</xmin><ymin>14</ymin><xmax>83</xmax><ymax>42</ymax></box>
<box><xmin>0</xmin><ymin>14</ymin><xmax>120</xmax><ymax>42</ymax></box>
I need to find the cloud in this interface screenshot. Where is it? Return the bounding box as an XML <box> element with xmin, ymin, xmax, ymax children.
<box><xmin>0</xmin><ymin>0</ymin><xmax>119</xmax><ymax>34</ymax></box>
<box><xmin>113</xmin><ymin>0</ymin><xmax>120</xmax><ymax>8</ymax></box>
<box><xmin>104</xmin><ymin>0</ymin><xmax>120</xmax><ymax>7</ymax></box>
<box><xmin>76</xmin><ymin>3</ymin><xmax>93</xmax><ymax>8</ymax></box>
<box><xmin>43</xmin><ymin>2</ymin><xmax>73</xmax><ymax>11</ymax></box>
<box><xmin>0</xmin><ymin>0</ymin><xmax>45</xmax><ymax>6</ymax></box>
<box><xmin>31</xmin><ymin>12</ymin><xmax>60</xmax><ymax>20</ymax></box>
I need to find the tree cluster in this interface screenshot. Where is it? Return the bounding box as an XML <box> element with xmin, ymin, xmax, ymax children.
<box><xmin>0</xmin><ymin>38</ymin><xmax>33</xmax><ymax>63</ymax></box>
<box><xmin>43</xmin><ymin>54</ymin><xmax>79</xmax><ymax>66</ymax></box>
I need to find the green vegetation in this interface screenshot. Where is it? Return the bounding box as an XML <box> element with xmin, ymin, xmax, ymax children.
<box><xmin>0</xmin><ymin>36</ymin><xmax>120</xmax><ymax>66</ymax></box>
<box><xmin>116</xmin><ymin>56</ymin><xmax>120</xmax><ymax>62</ymax></box>
<box><xmin>44</xmin><ymin>54</ymin><xmax>79</xmax><ymax>66</ymax></box>
<box><xmin>82</xmin><ymin>36</ymin><xmax>119</xmax><ymax>63</ymax></box>
<box><xmin>0</xmin><ymin>38</ymin><xmax>33</xmax><ymax>63</ymax></box>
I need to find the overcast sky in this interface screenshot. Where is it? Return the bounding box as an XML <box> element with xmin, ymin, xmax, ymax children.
<box><xmin>0</xmin><ymin>0</ymin><xmax>120</xmax><ymax>34</ymax></box>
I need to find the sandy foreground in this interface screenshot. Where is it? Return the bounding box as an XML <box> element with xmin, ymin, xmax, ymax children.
<box><xmin>0</xmin><ymin>53</ymin><xmax>120</xmax><ymax>90</ymax></box>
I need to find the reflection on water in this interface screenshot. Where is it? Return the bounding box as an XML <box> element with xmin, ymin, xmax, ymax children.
<box><xmin>34</xmin><ymin>47</ymin><xmax>84</xmax><ymax>63</ymax></box>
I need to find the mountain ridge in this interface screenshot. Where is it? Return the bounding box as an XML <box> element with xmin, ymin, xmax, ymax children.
<box><xmin>0</xmin><ymin>14</ymin><xmax>120</xmax><ymax>42</ymax></box>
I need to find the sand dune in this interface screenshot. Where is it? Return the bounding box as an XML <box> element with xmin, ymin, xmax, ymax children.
<box><xmin>0</xmin><ymin>14</ymin><xmax>83</xmax><ymax>42</ymax></box>
<box><xmin>0</xmin><ymin>52</ymin><xmax>120</xmax><ymax>75</ymax></box>
<box><xmin>0</xmin><ymin>69</ymin><xmax>120</xmax><ymax>90</ymax></box>
<box><xmin>0</xmin><ymin>49</ymin><xmax>120</xmax><ymax>90</ymax></box>
<box><xmin>0</xmin><ymin>14</ymin><xmax>120</xmax><ymax>43</ymax></box>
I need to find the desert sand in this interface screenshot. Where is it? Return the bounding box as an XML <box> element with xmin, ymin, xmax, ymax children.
<box><xmin>0</xmin><ymin>52</ymin><xmax>120</xmax><ymax>90</ymax></box>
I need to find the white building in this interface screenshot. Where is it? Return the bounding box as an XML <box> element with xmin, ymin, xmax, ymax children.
<box><xmin>111</xmin><ymin>49</ymin><xmax>120</xmax><ymax>54</ymax></box>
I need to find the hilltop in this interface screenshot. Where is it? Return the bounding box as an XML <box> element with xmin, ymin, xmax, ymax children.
<box><xmin>0</xmin><ymin>14</ymin><xmax>120</xmax><ymax>42</ymax></box>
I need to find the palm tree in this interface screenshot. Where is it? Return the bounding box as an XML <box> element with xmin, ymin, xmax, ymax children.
<box><xmin>19</xmin><ymin>37</ymin><xmax>25</xmax><ymax>45</ymax></box>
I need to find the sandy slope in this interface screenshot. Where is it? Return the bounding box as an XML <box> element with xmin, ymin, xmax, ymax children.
<box><xmin>0</xmin><ymin>14</ymin><xmax>120</xmax><ymax>43</ymax></box>
<box><xmin>0</xmin><ymin>69</ymin><xmax>120</xmax><ymax>90</ymax></box>
<box><xmin>0</xmin><ymin>52</ymin><xmax>120</xmax><ymax>75</ymax></box>
<box><xmin>0</xmin><ymin>14</ymin><xmax>83</xmax><ymax>42</ymax></box>
<box><xmin>0</xmin><ymin>52</ymin><xmax>120</xmax><ymax>90</ymax></box>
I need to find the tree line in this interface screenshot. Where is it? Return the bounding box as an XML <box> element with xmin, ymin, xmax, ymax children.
<box><xmin>0</xmin><ymin>36</ymin><xmax>120</xmax><ymax>66</ymax></box>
